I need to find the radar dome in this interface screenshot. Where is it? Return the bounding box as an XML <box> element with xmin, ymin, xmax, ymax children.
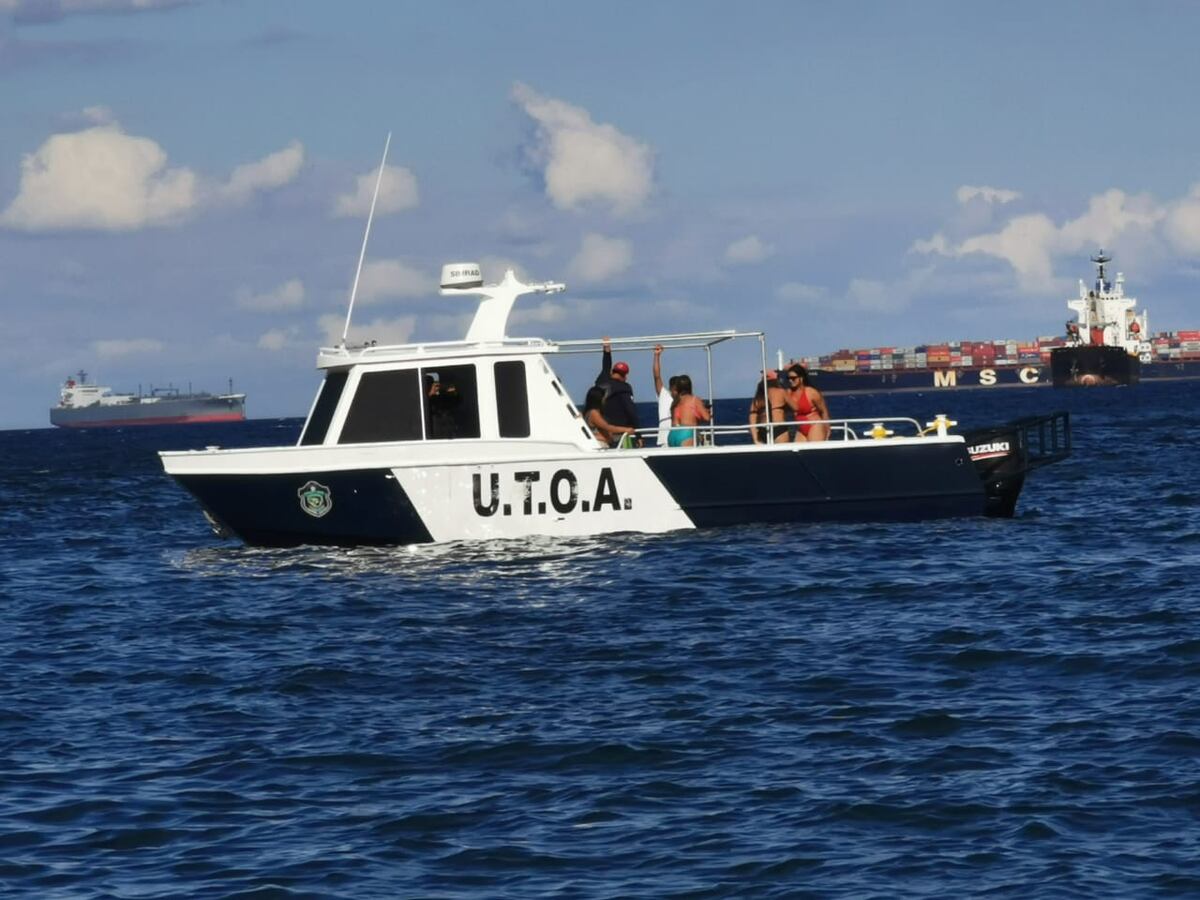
<box><xmin>440</xmin><ymin>263</ymin><xmax>483</xmax><ymax>290</ymax></box>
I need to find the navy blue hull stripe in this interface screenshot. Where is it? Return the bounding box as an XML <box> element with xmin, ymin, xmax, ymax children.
<box><xmin>644</xmin><ymin>444</ymin><xmax>985</xmax><ymax>526</ymax></box>
<box><xmin>174</xmin><ymin>468</ymin><xmax>433</xmax><ymax>547</ymax></box>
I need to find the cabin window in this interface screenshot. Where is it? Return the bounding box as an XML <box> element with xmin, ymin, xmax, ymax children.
<box><xmin>494</xmin><ymin>360</ymin><xmax>530</xmax><ymax>438</ymax></box>
<box><xmin>299</xmin><ymin>370</ymin><xmax>348</xmax><ymax>446</ymax></box>
<box><xmin>340</xmin><ymin>369</ymin><xmax>423</xmax><ymax>443</ymax></box>
<box><xmin>422</xmin><ymin>365</ymin><xmax>480</xmax><ymax>440</ymax></box>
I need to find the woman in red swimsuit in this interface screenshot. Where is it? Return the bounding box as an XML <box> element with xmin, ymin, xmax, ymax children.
<box><xmin>785</xmin><ymin>364</ymin><xmax>830</xmax><ymax>441</ymax></box>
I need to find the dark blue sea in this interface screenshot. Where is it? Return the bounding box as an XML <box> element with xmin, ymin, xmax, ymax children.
<box><xmin>3</xmin><ymin>382</ymin><xmax>1199</xmax><ymax>898</ymax></box>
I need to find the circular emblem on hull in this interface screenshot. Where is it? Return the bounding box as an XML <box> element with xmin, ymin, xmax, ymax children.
<box><xmin>297</xmin><ymin>480</ymin><xmax>333</xmax><ymax>518</ymax></box>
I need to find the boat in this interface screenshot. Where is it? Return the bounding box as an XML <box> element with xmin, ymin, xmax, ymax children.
<box><xmin>1050</xmin><ymin>250</ymin><xmax>1142</xmax><ymax>386</ymax></box>
<box><xmin>51</xmin><ymin>371</ymin><xmax>246</xmax><ymax>428</ymax></box>
<box><xmin>799</xmin><ymin>252</ymin><xmax>1200</xmax><ymax>395</ymax></box>
<box><xmin>160</xmin><ymin>265</ymin><xmax>1073</xmax><ymax>546</ymax></box>
<box><xmin>159</xmin><ymin>138</ymin><xmax>1070</xmax><ymax>547</ymax></box>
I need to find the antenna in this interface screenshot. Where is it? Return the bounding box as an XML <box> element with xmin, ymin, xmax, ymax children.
<box><xmin>341</xmin><ymin>131</ymin><xmax>392</xmax><ymax>345</ymax></box>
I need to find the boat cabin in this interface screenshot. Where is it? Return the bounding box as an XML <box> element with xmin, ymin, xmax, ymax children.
<box><xmin>297</xmin><ymin>339</ymin><xmax>593</xmax><ymax>450</ymax></box>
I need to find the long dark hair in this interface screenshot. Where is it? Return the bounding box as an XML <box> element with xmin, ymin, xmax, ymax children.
<box><xmin>584</xmin><ymin>385</ymin><xmax>606</xmax><ymax>412</ymax></box>
<box><xmin>675</xmin><ymin>374</ymin><xmax>693</xmax><ymax>396</ymax></box>
<box><xmin>754</xmin><ymin>370</ymin><xmax>782</xmax><ymax>401</ymax></box>
<box><xmin>787</xmin><ymin>364</ymin><xmax>809</xmax><ymax>387</ymax></box>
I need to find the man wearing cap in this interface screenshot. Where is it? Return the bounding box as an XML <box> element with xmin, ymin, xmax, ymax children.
<box><xmin>595</xmin><ymin>337</ymin><xmax>640</xmax><ymax>441</ymax></box>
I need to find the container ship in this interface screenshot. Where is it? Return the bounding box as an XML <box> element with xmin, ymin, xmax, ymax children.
<box><xmin>50</xmin><ymin>371</ymin><xmax>246</xmax><ymax>428</ymax></box>
<box><xmin>798</xmin><ymin>252</ymin><xmax>1200</xmax><ymax>395</ymax></box>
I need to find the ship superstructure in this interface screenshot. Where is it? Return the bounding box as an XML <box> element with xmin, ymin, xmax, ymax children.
<box><xmin>1064</xmin><ymin>251</ymin><xmax>1152</xmax><ymax>360</ymax></box>
<box><xmin>1049</xmin><ymin>250</ymin><xmax>1147</xmax><ymax>386</ymax></box>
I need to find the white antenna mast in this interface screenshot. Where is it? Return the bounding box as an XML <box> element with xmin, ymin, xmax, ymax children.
<box><xmin>341</xmin><ymin>131</ymin><xmax>392</xmax><ymax>345</ymax></box>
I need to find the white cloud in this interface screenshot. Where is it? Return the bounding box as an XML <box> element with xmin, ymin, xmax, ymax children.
<box><xmin>1165</xmin><ymin>184</ymin><xmax>1200</xmax><ymax>253</ymax></box>
<box><xmin>333</xmin><ymin>164</ymin><xmax>419</xmax><ymax>218</ymax></box>
<box><xmin>81</xmin><ymin>105</ymin><xmax>116</xmax><ymax>125</ymax></box>
<box><xmin>0</xmin><ymin>121</ymin><xmax>305</xmax><ymax>232</ymax></box>
<box><xmin>257</xmin><ymin>327</ymin><xmax>300</xmax><ymax>351</ymax></box>
<box><xmin>777</xmin><ymin>271</ymin><xmax>925</xmax><ymax>315</ymax></box>
<box><xmin>513</xmin><ymin>82</ymin><xmax>653</xmax><ymax>215</ymax></box>
<box><xmin>0</xmin><ymin>124</ymin><xmax>197</xmax><ymax>232</ymax></box>
<box><xmin>92</xmin><ymin>337</ymin><xmax>164</xmax><ymax>358</ymax></box>
<box><xmin>354</xmin><ymin>259</ymin><xmax>431</xmax><ymax>304</ymax></box>
<box><xmin>237</xmin><ymin>278</ymin><xmax>305</xmax><ymax>312</ymax></box>
<box><xmin>568</xmin><ymin>233</ymin><xmax>632</xmax><ymax>283</ymax></box>
<box><xmin>480</xmin><ymin>256</ymin><xmax>530</xmax><ymax>283</ymax></box>
<box><xmin>724</xmin><ymin>234</ymin><xmax>774</xmax><ymax>265</ymax></box>
<box><xmin>913</xmin><ymin>187</ymin><xmax>1166</xmax><ymax>291</ymax></box>
<box><xmin>776</xmin><ymin>282</ymin><xmax>827</xmax><ymax>305</ymax></box>
<box><xmin>220</xmin><ymin>141</ymin><xmax>304</xmax><ymax>203</ymax></box>
<box><xmin>2</xmin><ymin>1</ymin><xmax>187</xmax><ymax>22</ymax></box>
<box><xmin>846</xmin><ymin>277</ymin><xmax>907</xmax><ymax>313</ymax></box>
<box><xmin>956</xmin><ymin>185</ymin><xmax>1021</xmax><ymax>205</ymax></box>
<box><xmin>318</xmin><ymin>312</ymin><xmax>416</xmax><ymax>347</ymax></box>
<box><xmin>510</xmin><ymin>300</ymin><xmax>568</xmax><ymax>327</ymax></box>
<box><xmin>956</xmin><ymin>213</ymin><xmax>1062</xmax><ymax>289</ymax></box>
<box><xmin>910</xmin><ymin>233</ymin><xmax>951</xmax><ymax>256</ymax></box>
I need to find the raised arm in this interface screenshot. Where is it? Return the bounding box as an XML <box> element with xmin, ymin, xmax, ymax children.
<box><xmin>652</xmin><ymin>343</ymin><xmax>664</xmax><ymax>395</ymax></box>
<box><xmin>596</xmin><ymin>336</ymin><xmax>613</xmax><ymax>386</ymax></box>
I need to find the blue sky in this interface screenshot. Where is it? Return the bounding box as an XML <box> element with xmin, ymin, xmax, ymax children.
<box><xmin>3</xmin><ymin>0</ymin><xmax>1200</xmax><ymax>428</ymax></box>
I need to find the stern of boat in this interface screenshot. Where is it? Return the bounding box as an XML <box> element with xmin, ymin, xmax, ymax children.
<box><xmin>963</xmin><ymin>411</ymin><xmax>1071</xmax><ymax>517</ymax></box>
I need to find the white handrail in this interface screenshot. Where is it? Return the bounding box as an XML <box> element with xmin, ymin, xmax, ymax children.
<box><xmin>633</xmin><ymin>416</ymin><xmax>930</xmax><ymax>448</ymax></box>
<box><xmin>321</xmin><ymin>329</ymin><xmax>765</xmax><ymax>358</ymax></box>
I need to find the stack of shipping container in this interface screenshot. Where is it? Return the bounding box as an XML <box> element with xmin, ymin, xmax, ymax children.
<box><xmin>1157</xmin><ymin>330</ymin><xmax>1200</xmax><ymax>360</ymax></box>
<box><xmin>810</xmin><ymin>331</ymin><xmax>1200</xmax><ymax>372</ymax></box>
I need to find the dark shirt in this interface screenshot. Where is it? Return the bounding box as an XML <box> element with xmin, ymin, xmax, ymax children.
<box><xmin>595</xmin><ymin>348</ymin><xmax>639</xmax><ymax>430</ymax></box>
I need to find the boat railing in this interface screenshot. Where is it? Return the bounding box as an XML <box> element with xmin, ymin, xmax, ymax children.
<box><xmin>616</xmin><ymin>416</ymin><xmax>928</xmax><ymax>449</ymax></box>
<box><xmin>551</xmin><ymin>329</ymin><xmax>761</xmax><ymax>353</ymax></box>
<box><xmin>319</xmin><ymin>336</ymin><xmax>554</xmax><ymax>359</ymax></box>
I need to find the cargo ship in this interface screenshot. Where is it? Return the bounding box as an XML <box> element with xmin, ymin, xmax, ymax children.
<box><xmin>798</xmin><ymin>252</ymin><xmax>1200</xmax><ymax>395</ymax></box>
<box><xmin>50</xmin><ymin>371</ymin><xmax>246</xmax><ymax>428</ymax></box>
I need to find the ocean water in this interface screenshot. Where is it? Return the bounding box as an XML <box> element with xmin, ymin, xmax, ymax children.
<box><xmin>2</xmin><ymin>382</ymin><xmax>1199</xmax><ymax>898</ymax></box>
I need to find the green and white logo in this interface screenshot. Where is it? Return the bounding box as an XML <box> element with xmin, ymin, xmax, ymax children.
<box><xmin>297</xmin><ymin>480</ymin><xmax>333</xmax><ymax>518</ymax></box>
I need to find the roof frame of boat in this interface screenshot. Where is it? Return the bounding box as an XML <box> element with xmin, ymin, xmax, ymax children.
<box><xmin>318</xmin><ymin>328</ymin><xmax>763</xmax><ymax>360</ymax></box>
<box><xmin>316</xmin><ymin>328</ymin><xmax>773</xmax><ymax>420</ymax></box>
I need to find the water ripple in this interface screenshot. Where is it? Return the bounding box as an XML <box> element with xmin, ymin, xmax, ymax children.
<box><xmin>2</xmin><ymin>386</ymin><xmax>1200</xmax><ymax>897</ymax></box>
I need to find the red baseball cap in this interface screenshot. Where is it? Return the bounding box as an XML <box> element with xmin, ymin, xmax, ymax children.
<box><xmin>612</xmin><ymin>361</ymin><xmax>630</xmax><ymax>375</ymax></box>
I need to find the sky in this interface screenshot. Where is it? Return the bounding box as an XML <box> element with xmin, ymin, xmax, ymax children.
<box><xmin>3</xmin><ymin>0</ymin><xmax>1200</xmax><ymax>428</ymax></box>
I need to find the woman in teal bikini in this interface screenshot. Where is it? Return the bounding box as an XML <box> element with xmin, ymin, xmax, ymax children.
<box><xmin>667</xmin><ymin>375</ymin><xmax>710</xmax><ymax>447</ymax></box>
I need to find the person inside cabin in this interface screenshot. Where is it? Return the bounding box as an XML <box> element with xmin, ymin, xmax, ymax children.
<box><xmin>426</xmin><ymin>373</ymin><xmax>461</xmax><ymax>439</ymax></box>
<box><xmin>652</xmin><ymin>344</ymin><xmax>680</xmax><ymax>447</ymax></box>
<box><xmin>785</xmin><ymin>363</ymin><xmax>830</xmax><ymax>442</ymax></box>
<box><xmin>583</xmin><ymin>385</ymin><xmax>635</xmax><ymax>448</ymax></box>
<box><xmin>748</xmin><ymin>369</ymin><xmax>791</xmax><ymax>444</ymax></box>
<box><xmin>595</xmin><ymin>336</ymin><xmax>641</xmax><ymax>442</ymax></box>
<box><xmin>667</xmin><ymin>375</ymin><xmax>711</xmax><ymax>447</ymax></box>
